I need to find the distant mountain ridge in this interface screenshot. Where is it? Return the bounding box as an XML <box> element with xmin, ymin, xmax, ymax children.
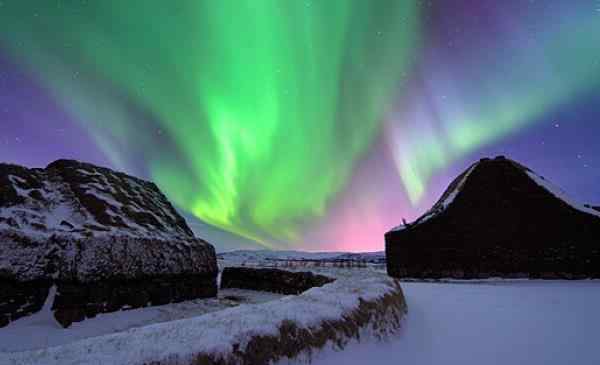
<box><xmin>218</xmin><ymin>250</ymin><xmax>386</xmax><ymax>265</ymax></box>
<box><xmin>386</xmin><ymin>156</ymin><xmax>600</xmax><ymax>279</ymax></box>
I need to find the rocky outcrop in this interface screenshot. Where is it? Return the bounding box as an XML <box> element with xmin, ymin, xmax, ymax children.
<box><xmin>0</xmin><ymin>160</ymin><xmax>217</xmax><ymax>327</ymax></box>
<box><xmin>385</xmin><ymin>156</ymin><xmax>600</xmax><ymax>279</ymax></box>
<box><xmin>221</xmin><ymin>267</ymin><xmax>335</xmax><ymax>295</ymax></box>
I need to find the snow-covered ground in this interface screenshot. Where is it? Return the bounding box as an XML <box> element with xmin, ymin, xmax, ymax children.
<box><xmin>0</xmin><ymin>268</ymin><xmax>400</xmax><ymax>365</ymax></box>
<box><xmin>306</xmin><ymin>280</ymin><xmax>600</xmax><ymax>365</ymax></box>
<box><xmin>3</xmin><ymin>252</ymin><xmax>598</xmax><ymax>365</ymax></box>
<box><xmin>0</xmin><ymin>288</ymin><xmax>283</xmax><ymax>352</ymax></box>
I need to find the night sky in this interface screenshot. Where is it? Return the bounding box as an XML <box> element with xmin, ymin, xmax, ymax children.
<box><xmin>1</xmin><ymin>1</ymin><xmax>599</xmax><ymax>252</ymax></box>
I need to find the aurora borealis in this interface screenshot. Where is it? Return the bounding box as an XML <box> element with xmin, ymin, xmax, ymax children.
<box><xmin>389</xmin><ymin>1</ymin><xmax>600</xmax><ymax>203</ymax></box>
<box><xmin>1</xmin><ymin>1</ymin><xmax>599</xmax><ymax>251</ymax></box>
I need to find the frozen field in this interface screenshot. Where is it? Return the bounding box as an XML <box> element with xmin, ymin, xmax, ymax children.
<box><xmin>308</xmin><ymin>280</ymin><xmax>600</xmax><ymax>365</ymax></box>
<box><xmin>3</xmin><ymin>259</ymin><xmax>599</xmax><ymax>365</ymax></box>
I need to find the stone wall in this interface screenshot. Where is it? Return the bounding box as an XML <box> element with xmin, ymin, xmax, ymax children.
<box><xmin>221</xmin><ymin>267</ymin><xmax>334</xmax><ymax>295</ymax></box>
<box><xmin>386</xmin><ymin>245</ymin><xmax>600</xmax><ymax>280</ymax></box>
<box><xmin>53</xmin><ymin>274</ymin><xmax>218</xmax><ymax>328</ymax></box>
<box><xmin>0</xmin><ymin>274</ymin><xmax>217</xmax><ymax>328</ymax></box>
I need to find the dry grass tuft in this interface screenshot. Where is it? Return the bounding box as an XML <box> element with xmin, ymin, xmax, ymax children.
<box><xmin>144</xmin><ymin>281</ymin><xmax>407</xmax><ymax>365</ymax></box>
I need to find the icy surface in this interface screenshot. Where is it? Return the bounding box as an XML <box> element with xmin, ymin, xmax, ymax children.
<box><xmin>306</xmin><ymin>281</ymin><xmax>600</xmax><ymax>365</ymax></box>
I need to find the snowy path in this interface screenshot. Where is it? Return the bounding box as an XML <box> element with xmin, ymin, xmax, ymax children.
<box><xmin>310</xmin><ymin>281</ymin><xmax>600</xmax><ymax>365</ymax></box>
<box><xmin>0</xmin><ymin>288</ymin><xmax>283</xmax><ymax>352</ymax></box>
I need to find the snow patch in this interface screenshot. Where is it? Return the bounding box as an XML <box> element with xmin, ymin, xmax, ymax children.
<box><xmin>526</xmin><ymin>171</ymin><xmax>600</xmax><ymax>218</ymax></box>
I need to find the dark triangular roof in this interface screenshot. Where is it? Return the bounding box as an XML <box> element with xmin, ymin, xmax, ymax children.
<box><xmin>392</xmin><ymin>155</ymin><xmax>600</xmax><ymax>233</ymax></box>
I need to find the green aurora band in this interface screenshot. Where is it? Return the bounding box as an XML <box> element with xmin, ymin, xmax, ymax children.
<box><xmin>0</xmin><ymin>1</ymin><xmax>420</xmax><ymax>245</ymax></box>
<box><xmin>391</xmin><ymin>5</ymin><xmax>600</xmax><ymax>204</ymax></box>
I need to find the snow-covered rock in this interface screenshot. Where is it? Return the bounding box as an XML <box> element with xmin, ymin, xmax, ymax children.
<box><xmin>386</xmin><ymin>156</ymin><xmax>600</xmax><ymax>279</ymax></box>
<box><xmin>0</xmin><ymin>160</ymin><xmax>217</xmax><ymax>328</ymax></box>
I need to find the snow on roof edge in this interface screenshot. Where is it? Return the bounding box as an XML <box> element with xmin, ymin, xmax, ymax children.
<box><xmin>526</xmin><ymin>170</ymin><xmax>600</xmax><ymax>219</ymax></box>
<box><xmin>388</xmin><ymin>161</ymin><xmax>480</xmax><ymax>233</ymax></box>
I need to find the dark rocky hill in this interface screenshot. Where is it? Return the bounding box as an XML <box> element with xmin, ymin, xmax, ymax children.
<box><xmin>385</xmin><ymin>156</ymin><xmax>600</xmax><ymax>279</ymax></box>
<box><xmin>0</xmin><ymin>160</ymin><xmax>217</xmax><ymax>327</ymax></box>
